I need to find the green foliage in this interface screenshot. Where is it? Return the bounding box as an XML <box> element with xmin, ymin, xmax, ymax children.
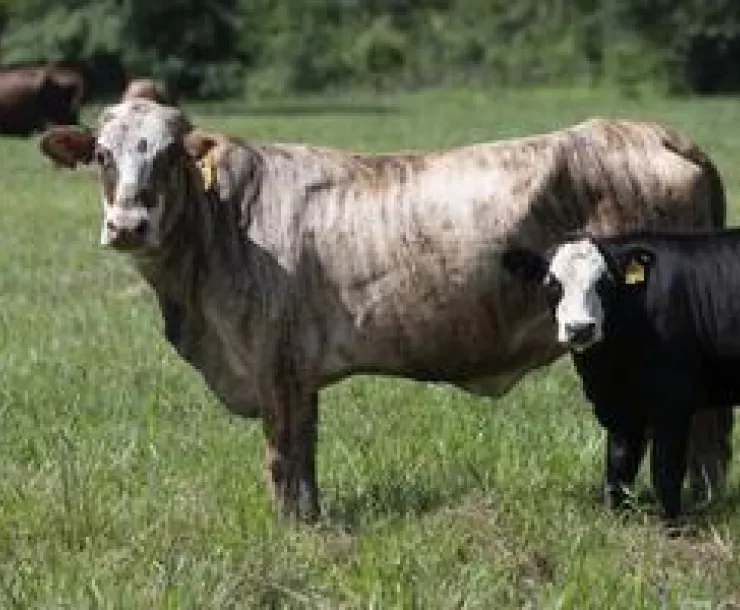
<box><xmin>0</xmin><ymin>0</ymin><xmax>739</xmax><ymax>99</ymax></box>
<box><xmin>0</xmin><ymin>0</ymin><xmax>244</xmax><ymax>99</ymax></box>
<box><xmin>121</xmin><ymin>0</ymin><xmax>245</xmax><ymax>99</ymax></box>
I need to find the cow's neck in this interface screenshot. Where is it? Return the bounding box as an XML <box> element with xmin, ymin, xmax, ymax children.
<box><xmin>132</xmin><ymin>163</ymin><xmax>212</xmax><ymax>345</ymax></box>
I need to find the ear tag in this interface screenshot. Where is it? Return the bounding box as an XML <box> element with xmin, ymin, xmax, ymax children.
<box><xmin>624</xmin><ymin>259</ymin><xmax>645</xmax><ymax>285</ymax></box>
<box><xmin>197</xmin><ymin>150</ymin><xmax>216</xmax><ymax>192</ymax></box>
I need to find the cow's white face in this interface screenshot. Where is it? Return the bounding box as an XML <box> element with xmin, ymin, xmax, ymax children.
<box><xmin>38</xmin><ymin>99</ymin><xmax>202</xmax><ymax>254</ymax></box>
<box><xmin>502</xmin><ymin>238</ymin><xmax>614</xmax><ymax>352</ymax></box>
<box><xmin>94</xmin><ymin>100</ymin><xmax>189</xmax><ymax>250</ymax></box>
<box><xmin>546</xmin><ymin>239</ymin><xmax>610</xmax><ymax>350</ymax></box>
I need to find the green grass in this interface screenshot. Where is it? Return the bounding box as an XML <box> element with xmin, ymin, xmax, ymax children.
<box><xmin>2</xmin><ymin>87</ymin><xmax>740</xmax><ymax>608</ymax></box>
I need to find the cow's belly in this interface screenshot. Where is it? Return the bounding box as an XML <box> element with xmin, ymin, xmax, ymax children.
<box><xmin>322</xmin><ymin>287</ymin><xmax>562</xmax><ymax>397</ymax></box>
<box><xmin>457</xmin><ymin>370</ymin><xmax>535</xmax><ymax>398</ymax></box>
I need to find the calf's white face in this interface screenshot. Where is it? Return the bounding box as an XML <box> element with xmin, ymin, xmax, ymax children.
<box><xmin>546</xmin><ymin>239</ymin><xmax>610</xmax><ymax>350</ymax></box>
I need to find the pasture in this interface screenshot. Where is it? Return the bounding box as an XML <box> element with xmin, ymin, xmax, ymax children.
<box><xmin>1</xmin><ymin>87</ymin><xmax>740</xmax><ymax>608</ymax></box>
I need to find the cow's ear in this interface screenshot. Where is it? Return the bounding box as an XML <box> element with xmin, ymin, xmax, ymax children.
<box><xmin>39</xmin><ymin>126</ymin><xmax>94</xmax><ymax>168</ymax></box>
<box><xmin>182</xmin><ymin>129</ymin><xmax>218</xmax><ymax>162</ymax></box>
<box><xmin>617</xmin><ymin>246</ymin><xmax>656</xmax><ymax>286</ymax></box>
<box><xmin>502</xmin><ymin>248</ymin><xmax>548</xmax><ymax>283</ymax></box>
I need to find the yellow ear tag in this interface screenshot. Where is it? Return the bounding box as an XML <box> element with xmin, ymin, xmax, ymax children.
<box><xmin>624</xmin><ymin>259</ymin><xmax>645</xmax><ymax>285</ymax></box>
<box><xmin>197</xmin><ymin>151</ymin><xmax>216</xmax><ymax>192</ymax></box>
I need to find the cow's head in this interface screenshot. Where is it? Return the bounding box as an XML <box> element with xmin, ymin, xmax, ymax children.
<box><xmin>502</xmin><ymin>238</ymin><xmax>655</xmax><ymax>351</ymax></box>
<box><xmin>38</xmin><ymin>99</ymin><xmax>216</xmax><ymax>253</ymax></box>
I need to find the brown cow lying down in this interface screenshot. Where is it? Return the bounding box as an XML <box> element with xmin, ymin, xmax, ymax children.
<box><xmin>39</xmin><ymin>99</ymin><xmax>732</xmax><ymax>520</ymax></box>
<box><xmin>0</xmin><ymin>63</ymin><xmax>83</xmax><ymax>135</ymax></box>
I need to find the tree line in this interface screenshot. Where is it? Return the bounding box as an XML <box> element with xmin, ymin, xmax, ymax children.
<box><xmin>0</xmin><ymin>0</ymin><xmax>738</xmax><ymax>100</ymax></box>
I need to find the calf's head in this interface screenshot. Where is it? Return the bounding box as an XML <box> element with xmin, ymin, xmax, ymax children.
<box><xmin>39</xmin><ymin>99</ymin><xmax>217</xmax><ymax>252</ymax></box>
<box><xmin>502</xmin><ymin>238</ymin><xmax>655</xmax><ymax>351</ymax></box>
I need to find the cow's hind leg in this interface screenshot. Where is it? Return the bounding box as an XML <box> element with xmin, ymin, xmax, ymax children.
<box><xmin>686</xmin><ymin>409</ymin><xmax>733</xmax><ymax>509</ymax></box>
<box><xmin>263</xmin><ymin>388</ymin><xmax>320</xmax><ymax>521</ymax></box>
<box><xmin>604</xmin><ymin>428</ymin><xmax>647</xmax><ymax>510</ymax></box>
<box><xmin>651</xmin><ymin>417</ymin><xmax>691</xmax><ymax>526</ymax></box>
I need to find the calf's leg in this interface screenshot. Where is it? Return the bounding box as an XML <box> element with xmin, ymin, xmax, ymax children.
<box><xmin>263</xmin><ymin>388</ymin><xmax>320</xmax><ymax>521</ymax></box>
<box><xmin>650</xmin><ymin>418</ymin><xmax>690</xmax><ymax>522</ymax></box>
<box><xmin>686</xmin><ymin>409</ymin><xmax>733</xmax><ymax>508</ymax></box>
<box><xmin>604</xmin><ymin>428</ymin><xmax>647</xmax><ymax>509</ymax></box>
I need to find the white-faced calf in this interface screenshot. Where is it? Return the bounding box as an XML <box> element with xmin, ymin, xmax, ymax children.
<box><xmin>504</xmin><ymin>232</ymin><xmax>737</xmax><ymax>522</ymax></box>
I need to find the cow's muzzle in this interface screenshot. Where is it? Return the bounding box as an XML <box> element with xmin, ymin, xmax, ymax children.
<box><xmin>562</xmin><ymin>321</ymin><xmax>598</xmax><ymax>351</ymax></box>
<box><xmin>101</xmin><ymin>215</ymin><xmax>150</xmax><ymax>249</ymax></box>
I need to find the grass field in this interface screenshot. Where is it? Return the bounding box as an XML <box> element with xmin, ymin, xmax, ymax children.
<box><xmin>1</xmin><ymin>87</ymin><xmax>740</xmax><ymax>608</ymax></box>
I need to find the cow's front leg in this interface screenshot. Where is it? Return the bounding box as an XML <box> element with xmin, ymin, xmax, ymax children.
<box><xmin>650</xmin><ymin>416</ymin><xmax>690</xmax><ymax>525</ymax></box>
<box><xmin>604</xmin><ymin>427</ymin><xmax>647</xmax><ymax>510</ymax></box>
<box><xmin>263</xmin><ymin>388</ymin><xmax>319</xmax><ymax>521</ymax></box>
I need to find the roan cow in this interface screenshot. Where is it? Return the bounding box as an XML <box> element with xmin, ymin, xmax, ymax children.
<box><xmin>38</xmin><ymin>100</ymin><xmax>732</xmax><ymax>520</ymax></box>
<box><xmin>503</xmin><ymin>231</ymin><xmax>738</xmax><ymax>522</ymax></box>
<box><xmin>0</xmin><ymin>63</ymin><xmax>84</xmax><ymax>136</ymax></box>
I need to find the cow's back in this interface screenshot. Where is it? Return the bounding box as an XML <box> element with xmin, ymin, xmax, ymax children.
<box><xmin>305</xmin><ymin>120</ymin><xmax>724</xmax><ymax>392</ymax></box>
<box><xmin>519</xmin><ymin>118</ymin><xmax>724</xmax><ymax>243</ymax></box>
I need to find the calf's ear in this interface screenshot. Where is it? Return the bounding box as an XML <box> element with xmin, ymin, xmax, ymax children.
<box><xmin>39</xmin><ymin>125</ymin><xmax>95</xmax><ymax>169</ymax></box>
<box><xmin>501</xmin><ymin>248</ymin><xmax>548</xmax><ymax>283</ymax></box>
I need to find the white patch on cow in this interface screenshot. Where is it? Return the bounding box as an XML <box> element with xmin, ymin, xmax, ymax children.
<box><xmin>548</xmin><ymin>239</ymin><xmax>609</xmax><ymax>350</ymax></box>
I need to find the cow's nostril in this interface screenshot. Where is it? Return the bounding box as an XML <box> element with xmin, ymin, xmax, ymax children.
<box><xmin>565</xmin><ymin>322</ymin><xmax>596</xmax><ymax>344</ymax></box>
<box><xmin>133</xmin><ymin>219</ymin><xmax>149</xmax><ymax>236</ymax></box>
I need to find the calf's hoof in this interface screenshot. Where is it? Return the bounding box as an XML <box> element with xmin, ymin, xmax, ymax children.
<box><xmin>662</xmin><ymin>516</ymin><xmax>689</xmax><ymax>539</ymax></box>
<box><xmin>603</xmin><ymin>483</ymin><xmax>635</xmax><ymax>511</ymax></box>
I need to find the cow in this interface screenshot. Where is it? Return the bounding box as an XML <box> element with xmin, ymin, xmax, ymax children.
<box><xmin>122</xmin><ymin>78</ymin><xmax>173</xmax><ymax>106</ymax></box>
<box><xmin>37</xmin><ymin>99</ymin><xmax>732</xmax><ymax>521</ymax></box>
<box><xmin>0</xmin><ymin>63</ymin><xmax>84</xmax><ymax>135</ymax></box>
<box><xmin>502</xmin><ymin>231</ymin><xmax>740</xmax><ymax>522</ymax></box>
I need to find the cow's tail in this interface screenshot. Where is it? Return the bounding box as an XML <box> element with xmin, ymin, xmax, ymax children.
<box><xmin>657</xmin><ymin>125</ymin><xmax>727</xmax><ymax>230</ymax></box>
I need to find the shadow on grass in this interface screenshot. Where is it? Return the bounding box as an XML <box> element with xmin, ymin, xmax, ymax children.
<box><xmin>325</xmin><ymin>462</ymin><xmax>487</xmax><ymax>532</ymax></box>
<box><xmin>191</xmin><ymin>101</ymin><xmax>399</xmax><ymax>118</ymax></box>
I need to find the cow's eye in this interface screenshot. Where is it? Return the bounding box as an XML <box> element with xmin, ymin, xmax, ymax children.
<box><xmin>95</xmin><ymin>148</ymin><xmax>112</xmax><ymax>169</ymax></box>
<box><xmin>542</xmin><ymin>274</ymin><xmax>563</xmax><ymax>307</ymax></box>
<box><xmin>153</xmin><ymin>144</ymin><xmax>178</xmax><ymax>174</ymax></box>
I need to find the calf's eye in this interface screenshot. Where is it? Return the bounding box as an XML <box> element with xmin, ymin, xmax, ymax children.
<box><xmin>542</xmin><ymin>275</ymin><xmax>563</xmax><ymax>307</ymax></box>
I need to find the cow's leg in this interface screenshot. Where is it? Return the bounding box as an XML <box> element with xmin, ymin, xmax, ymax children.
<box><xmin>650</xmin><ymin>416</ymin><xmax>691</xmax><ymax>523</ymax></box>
<box><xmin>604</xmin><ymin>427</ymin><xmax>647</xmax><ymax>510</ymax></box>
<box><xmin>686</xmin><ymin>409</ymin><xmax>733</xmax><ymax>509</ymax></box>
<box><xmin>263</xmin><ymin>388</ymin><xmax>319</xmax><ymax>521</ymax></box>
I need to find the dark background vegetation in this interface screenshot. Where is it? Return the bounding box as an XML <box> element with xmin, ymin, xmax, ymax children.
<box><xmin>0</xmin><ymin>0</ymin><xmax>738</xmax><ymax>101</ymax></box>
